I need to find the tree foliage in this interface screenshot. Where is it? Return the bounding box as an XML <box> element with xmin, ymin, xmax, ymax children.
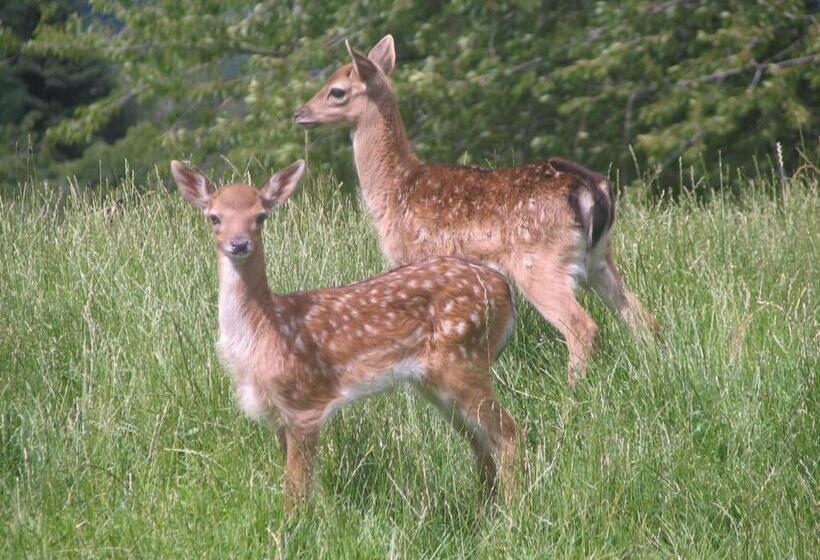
<box><xmin>0</xmin><ymin>0</ymin><xmax>121</xmax><ymax>186</ymax></box>
<box><xmin>6</xmin><ymin>0</ymin><xmax>819</xmax><ymax>193</ymax></box>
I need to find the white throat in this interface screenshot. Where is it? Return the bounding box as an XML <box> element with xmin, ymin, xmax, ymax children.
<box><xmin>216</xmin><ymin>254</ymin><xmax>256</xmax><ymax>379</ymax></box>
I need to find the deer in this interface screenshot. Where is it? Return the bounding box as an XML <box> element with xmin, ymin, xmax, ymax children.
<box><xmin>294</xmin><ymin>34</ymin><xmax>661</xmax><ymax>386</ymax></box>
<box><xmin>170</xmin><ymin>159</ymin><xmax>521</xmax><ymax>508</ymax></box>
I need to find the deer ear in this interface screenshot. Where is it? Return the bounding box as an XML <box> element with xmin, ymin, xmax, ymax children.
<box><xmin>260</xmin><ymin>160</ymin><xmax>306</xmax><ymax>210</ymax></box>
<box><xmin>346</xmin><ymin>39</ymin><xmax>379</xmax><ymax>83</ymax></box>
<box><xmin>367</xmin><ymin>34</ymin><xmax>395</xmax><ymax>76</ymax></box>
<box><xmin>171</xmin><ymin>160</ymin><xmax>213</xmax><ymax>211</ymax></box>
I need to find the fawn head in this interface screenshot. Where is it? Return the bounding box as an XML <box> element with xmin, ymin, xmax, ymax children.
<box><xmin>171</xmin><ymin>160</ymin><xmax>306</xmax><ymax>261</ymax></box>
<box><xmin>294</xmin><ymin>34</ymin><xmax>396</xmax><ymax>128</ymax></box>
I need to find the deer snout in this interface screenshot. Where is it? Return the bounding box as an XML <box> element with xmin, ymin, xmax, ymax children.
<box><xmin>293</xmin><ymin>106</ymin><xmax>317</xmax><ymax>128</ymax></box>
<box><xmin>229</xmin><ymin>236</ymin><xmax>251</xmax><ymax>256</ymax></box>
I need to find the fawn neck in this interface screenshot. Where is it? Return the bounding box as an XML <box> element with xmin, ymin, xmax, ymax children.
<box><xmin>352</xmin><ymin>97</ymin><xmax>422</xmax><ymax>211</ymax></box>
<box><xmin>216</xmin><ymin>246</ymin><xmax>277</xmax><ymax>346</ymax></box>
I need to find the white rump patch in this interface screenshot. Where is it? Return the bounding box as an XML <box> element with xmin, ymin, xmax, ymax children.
<box><xmin>577</xmin><ymin>189</ymin><xmax>596</xmax><ymax>246</ymax></box>
<box><xmin>567</xmin><ymin>230</ymin><xmax>588</xmax><ymax>288</ymax></box>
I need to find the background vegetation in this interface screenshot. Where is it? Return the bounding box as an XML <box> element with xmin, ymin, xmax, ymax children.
<box><xmin>1</xmin><ymin>168</ymin><xmax>817</xmax><ymax>557</ymax></box>
<box><xmin>1</xmin><ymin>0</ymin><xmax>818</xmax><ymax>194</ymax></box>
<box><xmin>1</xmin><ymin>2</ymin><xmax>818</xmax><ymax>557</ymax></box>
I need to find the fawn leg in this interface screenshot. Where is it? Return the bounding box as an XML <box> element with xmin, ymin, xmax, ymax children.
<box><xmin>418</xmin><ymin>383</ymin><xmax>498</xmax><ymax>495</ymax></box>
<box><xmin>587</xmin><ymin>249</ymin><xmax>661</xmax><ymax>338</ymax></box>
<box><xmin>283</xmin><ymin>428</ymin><xmax>319</xmax><ymax>511</ymax></box>
<box><xmin>516</xmin><ymin>272</ymin><xmax>598</xmax><ymax>385</ymax></box>
<box><xmin>421</xmin><ymin>369</ymin><xmax>519</xmax><ymax>503</ymax></box>
<box><xmin>275</xmin><ymin>426</ymin><xmax>288</xmax><ymax>455</ymax></box>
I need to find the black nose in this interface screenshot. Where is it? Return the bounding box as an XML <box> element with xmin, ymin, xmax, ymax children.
<box><xmin>229</xmin><ymin>237</ymin><xmax>250</xmax><ymax>255</ymax></box>
<box><xmin>293</xmin><ymin>107</ymin><xmax>305</xmax><ymax>121</ymax></box>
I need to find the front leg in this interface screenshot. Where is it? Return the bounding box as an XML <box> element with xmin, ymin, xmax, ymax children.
<box><xmin>276</xmin><ymin>426</ymin><xmax>287</xmax><ymax>455</ymax></box>
<box><xmin>283</xmin><ymin>428</ymin><xmax>319</xmax><ymax>511</ymax></box>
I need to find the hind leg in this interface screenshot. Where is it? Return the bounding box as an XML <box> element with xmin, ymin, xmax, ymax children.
<box><xmin>587</xmin><ymin>248</ymin><xmax>661</xmax><ymax>338</ymax></box>
<box><xmin>275</xmin><ymin>426</ymin><xmax>288</xmax><ymax>455</ymax></box>
<box><xmin>510</xmin><ymin>254</ymin><xmax>599</xmax><ymax>385</ymax></box>
<box><xmin>418</xmin><ymin>368</ymin><xmax>520</xmax><ymax>503</ymax></box>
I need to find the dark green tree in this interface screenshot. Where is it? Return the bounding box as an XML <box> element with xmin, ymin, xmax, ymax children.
<box><xmin>0</xmin><ymin>0</ymin><xmax>120</xmax><ymax>186</ymax></box>
<box><xmin>549</xmin><ymin>0</ymin><xmax>819</xmax><ymax>189</ymax></box>
<box><xmin>13</xmin><ymin>1</ymin><xmax>820</xmax><ymax>193</ymax></box>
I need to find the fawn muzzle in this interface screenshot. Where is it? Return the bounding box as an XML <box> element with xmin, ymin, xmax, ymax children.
<box><xmin>228</xmin><ymin>236</ymin><xmax>251</xmax><ymax>257</ymax></box>
<box><xmin>293</xmin><ymin>106</ymin><xmax>317</xmax><ymax>128</ymax></box>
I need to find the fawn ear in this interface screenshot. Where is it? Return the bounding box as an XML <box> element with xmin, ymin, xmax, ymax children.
<box><xmin>367</xmin><ymin>34</ymin><xmax>395</xmax><ymax>77</ymax></box>
<box><xmin>171</xmin><ymin>160</ymin><xmax>213</xmax><ymax>211</ymax></box>
<box><xmin>346</xmin><ymin>39</ymin><xmax>380</xmax><ymax>84</ymax></box>
<box><xmin>260</xmin><ymin>160</ymin><xmax>306</xmax><ymax>210</ymax></box>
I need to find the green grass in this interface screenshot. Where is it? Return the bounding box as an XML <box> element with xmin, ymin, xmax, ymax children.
<box><xmin>1</xmin><ymin>171</ymin><xmax>817</xmax><ymax>558</ymax></box>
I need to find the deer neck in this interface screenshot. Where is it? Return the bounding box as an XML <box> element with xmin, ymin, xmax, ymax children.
<box><xmin>217</xmin><ymin>248</ymin><xmax>270</xmax><ymax>313</ymax></box>
<box><xmin>216</xmin><ymin>248</ymin><xmax>282</xmax><ymax>371</ymax></box>
<box><xmin>352</xmin><ymin>97</ymin><xmax>421</xmax><ymax>217</ymax></box>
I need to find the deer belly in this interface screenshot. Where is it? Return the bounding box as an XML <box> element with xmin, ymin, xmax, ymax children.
<box><xmin>321</xmin><ymin>359</ymin><xmax>425</xmax><ymax>422</ymax></box>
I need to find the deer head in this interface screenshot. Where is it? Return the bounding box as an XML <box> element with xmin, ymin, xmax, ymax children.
<box><xmin>294</xmin><ymin>34</ymin><xmax>396</xmax><ymax>128</ymax></box>
<box><xmin>171</xmin><ymin>160</ymin><xmax>306</xmax><ymax>261</ymax></box>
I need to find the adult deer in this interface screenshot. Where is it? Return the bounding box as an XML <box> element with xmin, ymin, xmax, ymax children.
<box><xmin>294</xmin><ymin>35</ymin><xmax>660</xmax><ymax>385</ymax></box>
<box><xmin>171</xmin><ymin>159</ymin><xmax>520</xmax><ymax>508</ymax></box>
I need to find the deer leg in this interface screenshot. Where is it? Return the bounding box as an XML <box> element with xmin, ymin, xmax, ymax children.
<box><xmin>459</xmin><ymin>389</ymin><xmax>519</xmax><ymax>504</ymax></box>
<box><xmin>587</xmin><ymin>250</ymin><xmax>661</xmax><ymax>339</ymax></box>
<box><xmin>471</xmin><ymin>398</ymin><xmax>519</xmax><ymax>505</ymax></box>
<box><xmin>419</xmin><ymin>371</ymin><xmax>519</xmax><ymax>503</ymax></box>
<box><xmin>514</xmin><ymin>264</ymin><xmax>598</xmax><ymax>385</ymax></box>
<box><xmin>418</xmin><ymin>384</ymin><xmax>497</xmax><ymax>495</ymax></box>
<box><xmin>275</xmin><ymin>426</ymin><xmax>288</xmax><ymax>455</ymax></box>
<box><xmin>283</xmin><ymin>427</ymin><xmax>319</xmax><ymax>511</ymax></box>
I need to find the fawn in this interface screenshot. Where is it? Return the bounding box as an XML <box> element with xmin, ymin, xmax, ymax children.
<box><xmin>295</xmin><ymin>35</ymin><xmax>661</xmax><ymax>385</ymax></box>
<box><xmin>171</xmin><ymin>159</ymin><xmax>520</xmax><ymax>508</ymax></box>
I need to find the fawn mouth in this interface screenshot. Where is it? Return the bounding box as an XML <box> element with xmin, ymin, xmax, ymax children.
<box><xmin>224</xmin><ymin>246</ymin><xmax>251</xmax><ymax>259</ymax></box>
<box><xmin>295</xmin><ymin>119</ymin><xmax>319</xmax><ymax>128</ymax></box>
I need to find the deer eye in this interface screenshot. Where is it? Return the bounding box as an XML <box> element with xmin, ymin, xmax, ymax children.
<box><xmin>328</xmin><ymin>87</ymin><xmax>346</xmax><ymax>99</ymax></box>
<box><xmin>256</xmin><ymin>213</ymin><xmax>268</xmax><ymax>225</ymax></box>
<box><xmin>209</xmin><ymin>215</ymin><xmax>221</xmax><ymax>226</ymax></box>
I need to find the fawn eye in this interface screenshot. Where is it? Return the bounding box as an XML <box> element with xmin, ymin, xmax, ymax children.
<box><xmin>256</xmin><ymin>213</ymin><xmax>268</xmax><ymax>225</ymax></box>
<box><xmin>329</xmin><ymin>87</ymin><xmax>346</xmax><ymax>99</ymax></box>
<box><xmin>209</xmin><ymin>215</ymin><xmax>220</xmax><ymax>226</ymax></box>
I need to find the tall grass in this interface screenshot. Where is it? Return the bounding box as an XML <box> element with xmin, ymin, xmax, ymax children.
<box><xmin>1</xmin><ymin>169</ymin><xmax>817</xmax><ymax>558</ymax></box>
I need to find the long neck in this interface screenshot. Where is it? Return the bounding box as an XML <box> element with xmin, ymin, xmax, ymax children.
<box><xmin>352</xmin><ymin>94</ymin><xmax>422</xmax><ymax>208</ymax></box>
<box><xmin>216</xmin><ymin>249</ymin><xmax>275</xmax><ymax>337</ymax></box>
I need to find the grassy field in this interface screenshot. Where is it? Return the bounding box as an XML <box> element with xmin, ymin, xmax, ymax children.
<box><xmin>1</xmin><ymin>169</ymin><xmax>817</xmax><ymax>558</ymax></box>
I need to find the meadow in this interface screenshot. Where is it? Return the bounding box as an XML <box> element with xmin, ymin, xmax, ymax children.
<box><xmin>1</xmin><ymin>168</ymin><xmax>817</xmax><ymax>558</ymax></box>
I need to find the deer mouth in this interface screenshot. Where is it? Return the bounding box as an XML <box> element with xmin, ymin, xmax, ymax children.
<box><xmin>223</xmin><ymin>242</ymin><xmax>252</xmax><ymax>259</ymax></box>
<box><xmin>294</xmin><ymin>107</ymin><xmax>319</xmax><ymax>128</ymax></box>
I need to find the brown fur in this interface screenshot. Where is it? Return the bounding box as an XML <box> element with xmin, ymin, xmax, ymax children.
<box><xmin>295</xmin><ymin>35</ymin><xmax>660</xmax><ymax>384</ymax></box>
<box><xmin>171</xmin><ymin>159</ymin><xmax>521</xmax><ymax>508</ymax></box>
